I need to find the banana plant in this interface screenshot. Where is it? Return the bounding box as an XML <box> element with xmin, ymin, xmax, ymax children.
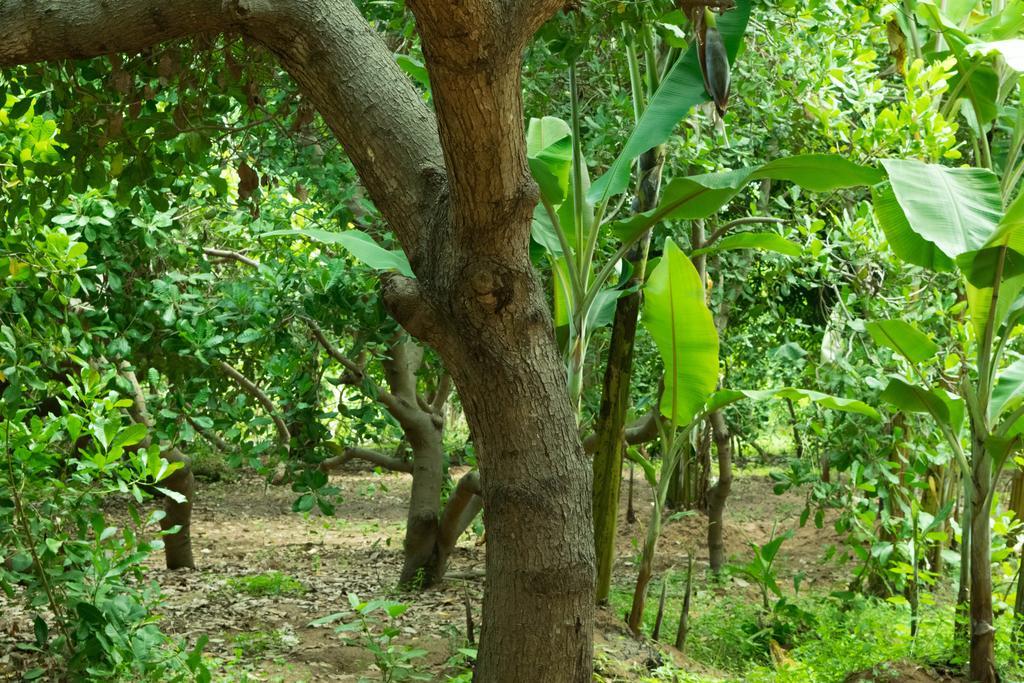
<box><xmin>624</xmin><ymin>240</ymin><xmax>879</xmax><ymax>634</ymax></box>
<box><xmin>529</xmin><ymin>131</ymin><xmax>884</xmax><ymax>405</ymax></box>
<box><xmin>870</xmin><ymin>156</ymin><xmax>1024</xmax><ymax>683</ymax></box>
<box><xmin>527</xmin><ymin>1</ymin><xmax>752</xmax><ymax>406</ymax></box>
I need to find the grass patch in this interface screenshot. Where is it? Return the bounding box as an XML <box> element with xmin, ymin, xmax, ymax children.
<box><xmin>608</xmin><ymin>573</ymin><xmax>1024</xmax><ymax>682</ymax></box>
<box><xmin>227</xmin><ymin>571</ymin><xmax>306</xmax><ymax>597</ymax></box>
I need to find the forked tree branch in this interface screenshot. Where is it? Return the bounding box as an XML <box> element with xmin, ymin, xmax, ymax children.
<box><xmin>582</xmin><ymin>407</ymin><xmax>660</xmax><ymax>454</ymax></box>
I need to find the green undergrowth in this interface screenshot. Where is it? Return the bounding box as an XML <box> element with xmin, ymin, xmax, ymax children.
<box><xmin>227</xmin><ymin>572</ymin><xmax>307</xmax><ymax>597</ymax></box>
<box><xmin>608</xmin><ymin>578</ymin><xmax>1024</xmax><ymax>682</ymax></box>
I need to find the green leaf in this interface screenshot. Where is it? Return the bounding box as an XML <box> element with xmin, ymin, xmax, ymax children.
<box><xmin>395</xmin><ymin>54</ymin><xmax>431</xmax><ymax>92</ymax></box>
<box><xmin>865</xmin><ymin>320</ymin><xmax>939</xmax><ymax>364</ymax></box>
<box><xmin>611</xmin><ymin>155</ymin><xmax>879</xmax><ymax>246</ymax></box>
<box><xmin>260</xmin><ymin>228</ymin><xmax>414</xmax><ymax>278</ymax></box>
<box><xmin>612</xmin><ymin>168</ymin><xmax>754</xmax><ymax>245</ymax></box>
<box><xmin>879</xmin><ymin>159</ymin><xmax>1003</xmax><ymax>262</ymax></box>
<box><xmin>111</xmin><ymin>423</ymin><xmax>148</xmax><ymax>451</ymax></box>
<box><xmin>691</xmin><ymin>232</ymin><xmax>801</xmax><ymax>258</ymax></box>
<box><xmin>588</xmin><ymin>0</ymin><xmax>752</xmax><ymax>202</ymax></box>
<box><xmin>879</xmin><ymin>378</ymin><xmax>959</xmax><ymax>432</ymax></box>
<box><xmin>33</xmin><ymin>615</ymin><xmax>47</xmax><ymax>648</ymax></box>
<box><xmin>154</xmin><ymin>486</ymin><xmax>187</xmax><ymax>504</ymax></box>
<box><xmin>526</xmin><ymin>117</ymin><xmax>572</xmax><ymax>205</ymax></box>
<box><xmin>755</xmin><ymin>388</ymin><xmax>880</xmax><ymax>419</ymax></box>
<box><xmin>959</xmin><ymin>190</ymin><xmax>1024</xmax><ymax>287</ymax></box>
<box><xmin>531</xmin><ymin>203</ymin><xmax>564</xmax><ymax>256</ymax></box>
<box><xmin>641</xmin><ymin>239</ymin><xmax>719</xmax><ymax>426</ymax></box>
<box><xmin>873</xmin><ymin>183</ymin><xmax>954</xmax><ymax>271</ymax></box>
<box><xmin>625</xmin><ymin>447</ymin><xmax>658</xmax><ymax>489</ymax></box>
<box><xmin>751</xmin><ymin>154</ymin><xmax>884</xmax><ymax>191</ymax></box>
<box><xmin>236</xmin><ymin>328</ymin><xmax>262</xmax><ymax>344</ymax></box>
<box><xmin>967</xmin><ymin>39</ymin><xmax>1024</xmax><ymax>72</ymax></box>
<box><xmin>308</xmin><ymin>612</ymin><xmax>347</xmax><ymax>627</ymax></box>
<box><xmin>965</xmin><ymin>274</ymin><xmax>1024</xmax><ymax>342</ymax></box>
<box><xmin>991</xmin><ymin>357</ymin><xmax>1024</xmax><ymax>422</ymax></box>
<box><xmin>703</xmin><ymin>386</ymin><xmax>879</xmax><ymax>419</ymax></box>
<box><xmin>8</xmin><ymin>97</ymin><xmax>32</xmax><ymax>120</ymax></box>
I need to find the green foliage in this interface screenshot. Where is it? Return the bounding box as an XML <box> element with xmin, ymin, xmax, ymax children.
<box><xmin>311</xmin><ymin>594</ymin><xmax>430</xmax><ymax>683</ymax></box>
<box><xmin>227</xmin><ymin>572</ymin><xmax>306</xmax><ymax>598</ymax></box>
<box><xmin>0</xmin><ymin>369</ymin><xmax>207</xmax><ymax>680</ymax></box>
<box><xmin>642</xmin><ymin>239</ymin><xmax>719</xmax><ymax>425</ymax></box>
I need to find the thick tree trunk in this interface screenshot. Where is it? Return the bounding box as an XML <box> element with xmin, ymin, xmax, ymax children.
<box><xmin>706</xmin><ymin>410</ymin><xmax>732</xmax><ymax>573</ymax></box>
<box><xmin>436</xmin><ymin>293</ymin><xmax>595</xmax><ymax>682</ymax></box>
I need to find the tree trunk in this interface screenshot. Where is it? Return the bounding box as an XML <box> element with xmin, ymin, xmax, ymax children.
<box><xmin>121</xmin><ymin>364</ymin><xmax>196</xmax><ymax>570</ymax></box>
<box><xmin>1011</xmin><ymin>468</ymin><xmax>1024</xmax><ymax>534</ymax></box>
<box><xmin>786</xmin><ymin>398</ymin><xmax>804</xmax><ymax>460</ymax></box>
<box><xmin>969</xmin><ymin>437</ymin><xmax>997</xmax><ymax>683</ymax></box>
<box><xmin>159</xmin><ymin>448</ymin><xmax>196</xmax><ymax>570</ymax></box>
<box><xmin>706</xmin><ymin>410</ymin><xmax>732</xmax><ymax>573</ymax></box>
<box><xmin>437</xmin><ymin>302</ymin><xmax>595</xmax><ymax>681</ymax></box>
<box><xmin>591</xmin><ymin>147</ymin><xmax>664</xmax><ymax>605</ymax></box>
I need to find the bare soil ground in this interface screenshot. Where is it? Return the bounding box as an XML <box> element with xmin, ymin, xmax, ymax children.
<box><xmin>0</xmin><ymin>465</ymin><xmax>939</xmax><ymax>682</ymax></box>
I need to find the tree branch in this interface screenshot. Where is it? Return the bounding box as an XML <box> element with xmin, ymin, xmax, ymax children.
<box><xmin>203</xmin><ymin>247</ymin><xmax>260</xmax><ymax>268</ymax></box>
<box><xmin>582</xmin><ymin>407</ymin><xmax>660</xmax><ymax>454</ymax></box>
<box><xmin>430</xmin><ymin>373</ymin><xmax>452</xmax><ymax>417</ymax></box>
<box><xmin>235</xmin><ymin>0</ymin><xmax>445</xmax><ymax>254</ymax></box>
<box><xmin>304</xmin><ymin>317</ymin><xmax>365</xmax><ymax>382</ymax></box>
<box><xmin>216</xmin><ymin>360</ymin><xmax>290</xmax><ymax>451</ymax></box>
<box><xmin>0</xmin><ymin>0</ymin><xmax>230</xmax><ymax>66</ymax></box>
<box><xmin>320</xmin><ymin>442</ymin><xmax>413</xmax><ymax>473</ymax></box>
<box><xmin>185</xmin><ymin>414</ymin><xmax>234</xmax><ymax>454</ymax></box>
<box><xmin>434</xmin><ymin>470</ymin><xmax>483</xmax><ymax>572</ymax></box>
<box><xmin>381</xmin><ymin>273</ymin><xmax>443</xmax><ymax>345</ymax></box>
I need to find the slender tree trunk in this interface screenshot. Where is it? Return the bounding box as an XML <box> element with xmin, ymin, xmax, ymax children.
<box><xmin>121</xmin><ymin>365</ymin><xmax>196</xmax><ymax>569</ymax></box>
<box><xmin>591</xmin><ymin>146</ymin><xmax>665</xmax><ymax>604</ymax></box>
<box><xmin>398</xmin><ymin>409</ymin><xmax>446</xmax><ymax>587</ymax></box>
<box><xmin>786</xmin><ymin>398</ymin><xmax>804</xmax><ymax>460</ymax></box>
<box><xmin>1011</xmin><ymin>468</ymin><xmax>1024</xmax><ymax>533</ymax></box>
<box><xmin>159</xmin><ymin>448</ymin><xmax>196</xmax><ymax>570</ymax></box>
<box><xmin>969</xmin><ymin>437</ymin><xmax>997</xmax><ymax>683</ymax></box>
<box><xmin>706</xmin><ymin>411</ymin><xmax>732</xmax><ymax>573</ymax></box>
<box><xmin>956</xmin><ymin>468</ymin><xmax>972</xmax><ymax>657</ymax></box>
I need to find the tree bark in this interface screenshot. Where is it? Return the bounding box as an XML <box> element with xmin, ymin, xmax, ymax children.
<box><xmin>120</xmin><ymin>364</ymin><xmax>195</xmax><ymax>569</ymax></box>
<box><xmin>158</xmin><ymin>447</ymin><xmax>196</xmax><ymax>570</ymax></box>
<box><xmin>969</xmin><ymin>435</ymin><xmax>997</xmax><ymax>683</ymax></box>
<box><xmin>591</xmin><ymin>143</ymin><xmax>665</xmax><ymax>605</ymax></box>
<box><xmin>706</xmin><ymin>410</ymin><xmax>732</xmax><ymax>573</ymax></box>
<box><xmin>421</xmin><ymin>294</ymin><xmax>594</xmax><ymax>681</ymax></box>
